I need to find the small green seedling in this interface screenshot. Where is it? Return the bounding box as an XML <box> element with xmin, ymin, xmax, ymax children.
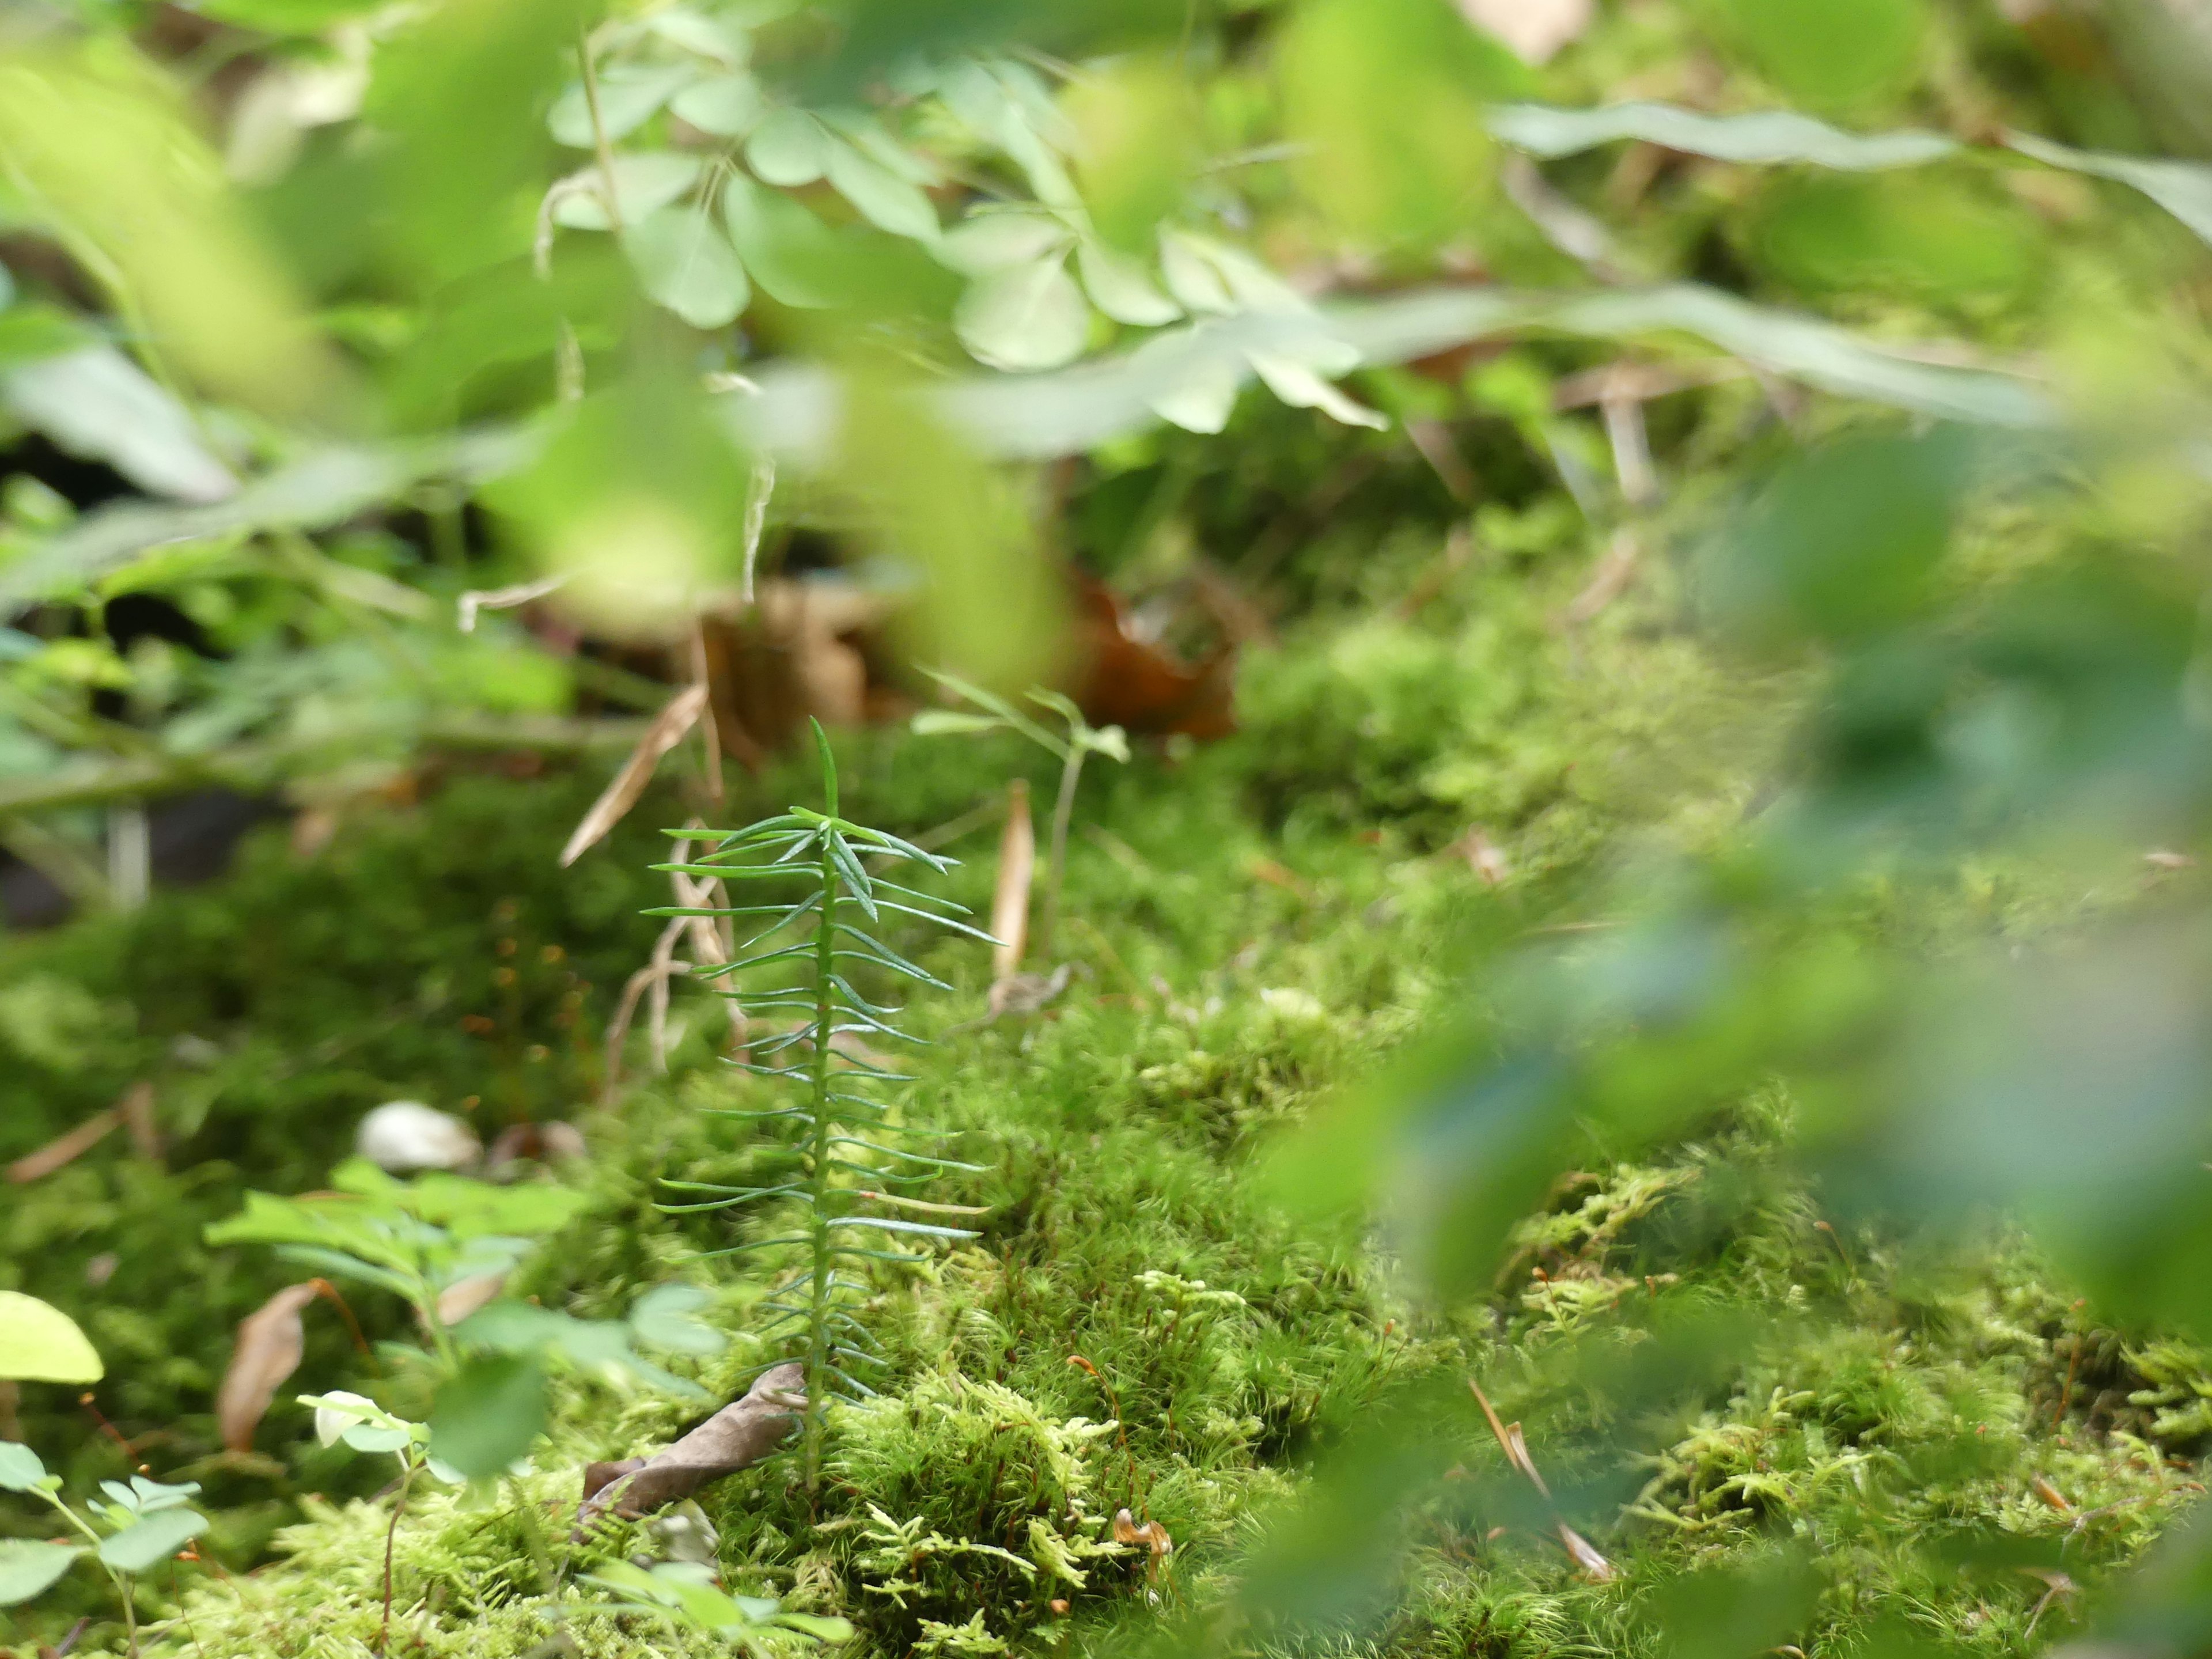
<box><xmin>650</xmin><ymin>721</ymin><xmax>992</xmax><ymax>1498</ymax></box>
<box><xmin>911</xmin><ymin>671</ymin><xmax>1129</xmax><ymax>958</ymax></box>
<box><xmin>209</xmin><ymin>1164</ymin><xmax>725</xmax><ymax>1479</ymax></box>
<box><xmin>0</xmin><ymin>1294</ymin><xmax>205</xmax><ymax>1653</ymax></box>
<box><xmin>584</xmin><ymin>1559</ymin><xmax>854</xmax><ymax>1650</ymax></box>
<box><xmin>300</xmin><ymin>1392</ymin><xmax>455</xmax><ymax>1655</ymax></box>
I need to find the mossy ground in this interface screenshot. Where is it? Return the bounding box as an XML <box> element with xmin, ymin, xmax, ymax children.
<box><xmin>3</xmin><ymin>542</ymin><xmax>2202</xmax><ymax>1658</ymax></box>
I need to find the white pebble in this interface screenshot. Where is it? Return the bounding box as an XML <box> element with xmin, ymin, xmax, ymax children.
<box><xmin>357</xmin><ymin>1101</ymin><xmax>480</xmax><ymax>1173</ymax></box>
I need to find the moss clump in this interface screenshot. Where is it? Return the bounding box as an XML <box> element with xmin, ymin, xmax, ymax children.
<box><xmin>3</xmin><ymin>551</ymin><xmax>2205</xmax><ymax>1657</ymax></box>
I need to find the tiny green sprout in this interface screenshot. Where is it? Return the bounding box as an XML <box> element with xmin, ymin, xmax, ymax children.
<box><xmin>0</xmin><ymin>1440</ymin><xmax>209</xmax><ymax>1657</ymax></box>
<box><xmin>210</xmin><ymin>1168</ymin><xmax>722</xmax><ymax>1482</ymax></box>
<box><xmin>647</xmin><ymin>719</ymin><xmax>993</xmax><ymax>1499</ymax></box>
<box><xmin>911</xmin><ymin>670</ymin><xmax>1130</xmax><ymax>958</ymax></box>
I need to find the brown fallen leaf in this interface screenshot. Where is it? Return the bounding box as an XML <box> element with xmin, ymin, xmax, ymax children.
<box><xmin>2031</xmin><ymin>1474</ymin><xmax>2073</xmax><ymax>1513</ymax></box>
<box><xmin>118</xmin><ymin>1081</ymin><xmax>161</xmax><ymax>1163</ymax></box>
<box><xmin>991</xmin><ymin>779</ymin><xmax>1035</xmax><ymax>986</ymax></box>
<box><xmin>559</xmin><ymin>681</ymin><xmax>708</xmax><ymax>868</ymax></box>
<box><xmin>434</xmin><ymin>1273</ymin><xmax>508</xmax><ymax>1328</ymax></box>
<box><xmin>6</xmin><ymin>1105</ymin><xmax>122</xmax><ymax>1185</ymax></box>
<box><xmin>575</xmin><ymin>1362</ymin><xmax>805</xmax><ymax>1534</ymax></box>
<box><xmin>1074</xmin><ymin>576</ymin><xmax>1237</xmax><ymax>742</ymax></box>
<box><xmin>1112</xmin><ymin>1508</ymin><xmax>1173</xmax><ymax>1558</ymax></box>
<box><xmin>1468</xmin><ymin>1378</ymin><xmax>1619</xmax><ymax>1580</ymax></box>
<box><xmin>1555</xmin><ymin>1521</ymin><xmax>1616</xmax><ymax>1582</ymax></box>
<box><xmin>484</xmin><ymin>1120</ymin><xmax>588</xmax><ymax>1172</ymax></box>
<box><xmin>217</xmin><ymin>1283</ymin><xmax>321</xmax><ymax>1453</ymax></box>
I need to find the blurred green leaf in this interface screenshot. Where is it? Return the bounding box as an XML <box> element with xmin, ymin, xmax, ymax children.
<box><xmin>97</xmin><ymin>1507</ymin><xmax>207</xmax><ymax>1574</ymax></box>
<box><xmin>0</xmin><ymin>1541</ymin><xmax>83</xmax><ymax>1607</ymax></box>
<box><xmin>1490</xmin><ymin>101</ymin><xmax>1957</xmax><ymax>169</ymax></box>
<box><xmin>1704</xmin><ymin>0</ymin><xmax>1929</xmax><ymax>113</ymax></box>
<box><xmin>0</xmin><ymin>1290</ymin><xmax>104</xmax><ymax>1383</ymax></box>
<box><xmin>429</xmin><ymin>1354</ymin><xmax>547</xmax><ymax>1479</ymax></box>
<box><xmin>955</xmin><ymin>253</ymin><xmax>1091</xmax><ymax>370</ymax></box>
<box><xmin>624</xmin><ymin>203</ymin><xmax>751</xmax><ymax>328</ymax></box>
<box><xmin>746</xmin><ymin>108</ymin><xmax>832</xmax><ymax>186</ymax></box>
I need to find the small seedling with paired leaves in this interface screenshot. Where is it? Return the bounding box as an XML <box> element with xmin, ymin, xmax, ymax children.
<box><xmin>0</xmin><ymin>1295</ymin><xmax>207</xmax><ymax>1654</ymax></box>
<box><xmin>649</xmin><ymin>720</ymin><xmax>992</xmax><ymax>1497</ymax></box>
<box><xmin>207</xmin><ymin>1162</ymin><xmax>724</xmax><ymax>1479</ymax></box>
<box><xmin>912</xmin><ymin>671</ymin><xmax>1130</xmax><ymax>959</ymax></box>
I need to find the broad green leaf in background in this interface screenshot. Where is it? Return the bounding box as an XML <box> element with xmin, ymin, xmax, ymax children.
<box><xmin>1487</xmin><ymin>101</ymin><xmax>1958</xmax><ymax>169</ymax></box>
<box><xmin>547</xmin><ymin>63</ymin><xmax>696</xmax><ymax>147</ymax></box>
<box><xmin>624</xmin><ymin>203</ymin><xmax>751</xmax><ymax>328</ymax></box>
<box><xmin>941</xmin><ymin>210</ymin><xmax>1073</xmax><ymax>276</ymax></box>
<box><xmin>1747</xmin><ymin>172</ymin><xmax>2039</xmax><ymax>302</ymax></box>
<box><xmin>0</xmin><ymin>1540</ymin><xmax>83</xmax><ymax>1607</ymax></box>
<box><xmin>0</xmin><ymin>348</ymin><xmax>237</xmax><ymax>503</ymax></box>
<box><xmin>2009</xmin><ymin>130</ymin><xmax>2212</xmax><ymax>249</ymax></box>
<box><xmin>1075</xmin><ymin>240</ymin><xmax>1181</xmax><ymax>327</ymax></box>
<box><xmin>955</xmin><ymin>252</ymin><xmax>1092</xmax><ymax>370</ymax></box>
<box><xmin>722</xmin><ymin>173</ymin><xmax>850</xmax><ymax>307</ymax></box>
<box><xmin>551</xmin><ymin>151</ymin><xmax>704</xmax><ymax>230</ymax></box>
<box><xmin>0</xmin><ymin>1291</ymin><xmax>104</xmax><ymax>1382</ymax></box>
<box><xmin>188</xmin><ymin>0</ymin><xmax>384</xmax><ymax>32</ymax></box>
<box><xmin>746</xmin><ymin>107</ymin><xmax>832</xmax><ymax>185</ymax></box>
<box><xmin>671</xmin><ymin>72</ymin><xmax>762</xmax><ymax>136</ymax></box>
<box><xmin>429</xmin><ymin>1353</ymin><xmax>548</xmax><ymax>1478</ymax></box>
<box><xmin>646</xmin><ymin>7</ymin><xmax>749</xmax><ymax>64</ymax></box>
<box><xmin>1277</xmin><ymin>0</ymin><xmax>1516</xmax><ymax>249</ymax></box>
<box><xmin>1060</xmin><ymin>51</ymin><xmax>1199</xmax><ymax>254</ymax></box>
<box><xmin>0</xmin><ymin>44</ymin><xmax>342</xmax><ymax>418</ymax></box>
<box><xmin>97</xmin><ymin>1506</ymin><xmax>209</xmax><ymax>1574</ymax></box>
<box><xmin>0</xmin><ymin>1442</ymin><xmax>48</xmax><ymax>1491</ymax></box>
<box><xmin>824</xmin><ymin>138</ymin><xmax>941</xmax><ymax>242</ymax></box>
<box><xmin>627</xmin><ymin>1283</ymin><xmax>727</xmax><ymax>1355</ymax></box>
<box><xmin>1703</xmin><ymin>0</ymin><xmax>1928</xmax><ymax>113</ymax></box>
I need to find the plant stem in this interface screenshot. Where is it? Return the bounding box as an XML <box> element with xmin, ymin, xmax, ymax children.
<box><xmin>577</xmin><ymin>24</ymin><xmax>626</xmax><ymax>235</ymax></box>
<box><xmin>1038</xmin><ymin>746</ymin><xmax>1087</xmax><ymax>960</ymax></box>
<box><xmin>802</xmin><ymin>775</ymin><xmax>842</xmax><ymax>1500</ymax></box>
<box><xmin>382</xmin><ymin>1456</ymin><xmax>419</xmax><ymax>1656</ymax></box>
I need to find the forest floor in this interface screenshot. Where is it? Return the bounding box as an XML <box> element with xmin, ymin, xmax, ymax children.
<box><xmin>3</xmin><ymin>539</ymin><xmax>2205</xmax><ymax>1658</ymax></box>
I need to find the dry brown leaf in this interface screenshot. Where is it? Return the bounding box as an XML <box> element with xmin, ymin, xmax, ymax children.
<box><xmin>1560</xmin><ymin>528</ymin><xmax>1643</xmax><ymax>627</ymax></box>
<box><xmin>1074</xmin><ymin>576</ymin><xmax>1237</xmax><ymax>741</ymax></box>
<box><xmin>435</xmin><ymin>1273</ymin><xmax>509</xmax><ymax>1328</ymax></box>
<box><xmin>1555</xmin><ymin>1521</ymin><xmax>1616</xmax><ymax>1581</ymax></box>
<box><xmin>2031</xmin><ymin>1474</ymin><xmax>2073</xmax><ymax>1512</ymax></box>
<box><xmin>575</xmin><ymin>1362</ymin><xmax>805</xmax><ymax>1533</ymax></box>
<box><xmin>1468</xmin><ymin>1378</ymin><xmax>1551</xmax><ymax>1496</ymax></box>
<box><xmin>559</xmin><ymin>681</ymin><xmax>708</xmax><ymax>868</ymax></box>
<box><xmin>991</xmin><ymin>779</ymin><xmax>1035</xmax><ymax>985</ymax></box>
<box><xmin>6</xmin><ymin>1105</ymin><xmax>122</xmax><ymax>1184</ymax></box>
<box><xmin>1112</xmin><ymin>1508</ymin><xmax>1141</xmax><ymax>1545</ymax></box>
<box><xmin>1249</xmin><ymin>857</ymin><xmax>1315</xmax><ymax>902</ymax></box>
<box><xmin>1456</xmin><ymin>0</ymin><xmax>1593</xmax><ymax>63</ymax></box>
<box><xmin>217</xmin><ymin>1282</ymin><xmax>320</xmax><ymax>1453</ymax></box>
<box><xmin>118</xmin><ymin>1081</ymin><xmax>161</xmax><ymax>1162</ymax></box>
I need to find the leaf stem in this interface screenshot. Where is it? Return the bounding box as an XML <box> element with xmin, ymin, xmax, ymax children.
<box><xmin>1038</xmin><ymin>745</ymin><xmax>1086</xmax><ymax>959</ymax></box>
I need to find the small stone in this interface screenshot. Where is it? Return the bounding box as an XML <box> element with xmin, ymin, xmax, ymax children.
<box><xmin>357</xmin><ymin>1101</ymin><xmax>481</xmax><ymax>1173</ymax></box>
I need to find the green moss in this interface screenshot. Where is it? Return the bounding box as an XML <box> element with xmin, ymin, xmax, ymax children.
<box><xmin>3</xmin><ymin>552</ymin><xmax>2203</xmax><ymax>1657</ymax></box>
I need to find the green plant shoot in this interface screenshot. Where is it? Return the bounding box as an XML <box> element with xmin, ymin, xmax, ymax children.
<box><xmin>650</xmin><ymin>719</ymin><xmax>993</xmax><ymax>1495</ymax></box>
<box><xmin>911</xmin><ymin>671</ymin><xmax>1130</xmax><ymax>958</ymax></box>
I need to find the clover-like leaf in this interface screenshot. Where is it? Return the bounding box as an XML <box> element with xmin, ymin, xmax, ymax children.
<box><xmin>955</xmin><ymin>253</ymin><xmax>1090</xmax><ymax>372</ymax></box>
<box><xmin>625</xmin><ymin>203</ymin><xmax>751</xmax><ymax>329</ymax></box>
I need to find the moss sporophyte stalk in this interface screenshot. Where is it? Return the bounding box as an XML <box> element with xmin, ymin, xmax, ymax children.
<box><xmin>650</xmin><ymin>720</ymin><xmax>994</xmax><ymax>1497</ymax></box>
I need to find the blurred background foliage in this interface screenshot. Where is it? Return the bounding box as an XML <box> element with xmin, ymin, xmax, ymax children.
<box><xmin>3</xmin><ymin>0</ymin><xmax>2212</xmax><ymax>1654</ymax></box>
